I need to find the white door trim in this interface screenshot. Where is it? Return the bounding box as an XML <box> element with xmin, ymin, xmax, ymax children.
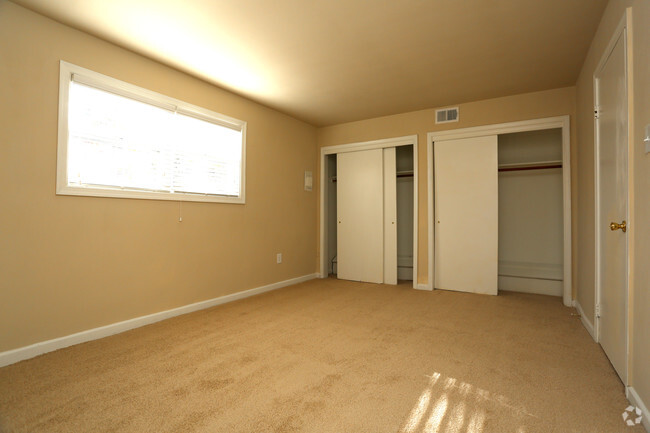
<box><xmin>319</xmin><ymin>135</ymin><xmax>419</xmax><ymax>289</ymax></box>
<box><xmin>593</xmin><ymin>12</ymin><xmax>631</xmax><ymax>364</ymax></box>
<box><xmin>427</xmin><ymin>116</ymin><xmax>572</xmax><ymax>306</ymax></box>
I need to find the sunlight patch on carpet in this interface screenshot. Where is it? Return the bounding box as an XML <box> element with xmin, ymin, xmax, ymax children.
<box><xmin>400</xmin><ymin>371</ymin><xmax>536</xmax><ymax>433</ymax></box>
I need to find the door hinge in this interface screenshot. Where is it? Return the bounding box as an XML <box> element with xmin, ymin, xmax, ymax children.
<box><xmin>596</xmin><ymin>304</ymin><xmax>601</xmax><ymax>318</ymax></box>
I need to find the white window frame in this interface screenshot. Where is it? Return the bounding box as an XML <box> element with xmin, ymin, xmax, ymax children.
<box><xmin>57</xmin><ymin>61</ymin><xmax>247</xmax><ymax>204</ymax></box>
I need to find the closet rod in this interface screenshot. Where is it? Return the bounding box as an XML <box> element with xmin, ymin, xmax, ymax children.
<box><xmin>330</xmin><ymin>172</ymin><xmax>413</xmax><ymax>182</ymax></box>
<box><xmin>498</xmin><ymin>164</ymin><xmax>562</xmax><ymax>172</ymax></box>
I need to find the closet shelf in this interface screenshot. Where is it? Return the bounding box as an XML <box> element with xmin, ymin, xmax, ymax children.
<box><xmin>498</xmin><ymin>160</ymin><xmax>562</xmax><ymax>172</ymax></box>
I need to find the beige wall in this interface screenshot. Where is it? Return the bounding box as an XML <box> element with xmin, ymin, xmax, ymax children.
<box><xmin>0</xmin><ymin>1</ymin><xmax>318</xmax><ymax>352</ymax></box>
<box><xmin>317</xmin><ymin>87</ymin><xmax>577</xmax><ymax>287</ymax></box>
<box><xmin>574</xmin><ymin>0</ymin><xmax>649</xmax><ymax>412</ymax></box>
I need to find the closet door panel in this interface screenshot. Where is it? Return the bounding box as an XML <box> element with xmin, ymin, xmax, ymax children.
<box><xmin>337</xmin><ymin>149</ymin><xmax>384</xmax><ymax>283</ymax></box>
<box><xmin>383</xmin><ymin>147</ymin><xmax>397</xmax><ymax>285</ymax></box>
<box><xmin>434</xmin><ymin>135</ymin><xmax>498</xmax><ymax>295</ymax></box>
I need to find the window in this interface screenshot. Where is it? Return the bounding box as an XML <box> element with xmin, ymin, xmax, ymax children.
<box><xmin>57</xmin><ymin>61</ymin><xmax>246</xmax><ymax>203</ymax></box>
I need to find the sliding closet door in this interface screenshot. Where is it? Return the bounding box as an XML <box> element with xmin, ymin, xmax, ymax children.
<box><xmin>434</xmin><ymin>136</ymin><xmax>498</xmax><ymax>295</ymax></box>
<box><xmin>337</xmin><ymin>149</ymin><xmax>384</xmax><ymax>283</ymax></box>
<box><xmin>383</xmin><ymin>148</ymin><xmax>397</xmax><ymax>284</ymax></box>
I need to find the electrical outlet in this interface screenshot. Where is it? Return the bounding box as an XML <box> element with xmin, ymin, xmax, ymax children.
<box><xmin>276</xmin><ymin>253</ymin><xmax>282</xmax><ymax>264</ymax></box>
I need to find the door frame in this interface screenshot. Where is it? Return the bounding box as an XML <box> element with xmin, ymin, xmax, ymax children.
<box><xmin>427</xmin><ymin>116</ymin><xmax>572</xmax><ymax>306</ymax></box>
<box><xmin>319</xmin><ymin>135</ymin><xmax>419</xmax><ymax>289</ymax></box>
<box><xmin>593</xmin><ymin>13</ymin><xmax>631</xmax><ymax>367</ymax></box>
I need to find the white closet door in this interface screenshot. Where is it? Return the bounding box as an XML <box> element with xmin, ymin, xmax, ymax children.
<box><xmin>595</xmin><ymin>30</ymin><xmax>628</xmax><ymax>384</ymax></box>
<box><xmin>383</xmin><ymin>148</ymin><xmax>397</xmax><ymax>284</ymax></box>
<box><xmin>434</xmin><ymin>135</ymin><xmax>498</xmax><ymax>295</ymax></box>
<box><xmin>337</xmin><ymin>149</ymin><xmax>384</xmax><ymax>283</ymax></box>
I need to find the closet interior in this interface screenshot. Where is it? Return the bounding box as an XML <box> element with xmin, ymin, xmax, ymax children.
<box><xmin>497</xmin><ymin>128</ymin><xmax>564</xmax><ymax>297</ymax></box>
<box><xmin>326</xmin><ymin>145</ymin><xmax>414</xmax><ymax>283</ymax></box>
<box><xmin>396</xmin><ymin>146</ymin><xmax>414</xmax><ymax>281</ymax></box>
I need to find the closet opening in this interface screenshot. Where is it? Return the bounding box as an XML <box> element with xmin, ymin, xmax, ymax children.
<box><xmin>322</xmin><ymin>140</ymin><xmax>416</xmax><ymax>285</ymax></box>
<box><xmin>497</xmin><ymin>129</ymin><xmax>564</xmax><ymax>297</ymax></box>
<box><xmin>396</xmin><ymin>145</ymin><xmax>414</xmax><ymax>281</ymax></box>
<box><xmin>427</xmin><ymin>116</ymin><xmax>572</xmax><ymax>304</ymax></box>
<box><xmin>326</xmin><ymin>154</ymin><xmax>337</xmax><ymax>276</ymax></box>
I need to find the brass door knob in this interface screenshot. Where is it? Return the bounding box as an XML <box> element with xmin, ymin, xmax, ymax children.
<box><xmin>609</xmin><ymin>220</ymin><xmax>627</xmax><ymax>232</ymax></box>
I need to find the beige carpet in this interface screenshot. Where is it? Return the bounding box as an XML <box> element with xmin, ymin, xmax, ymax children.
<box><xmin>0</xmin><ymin>278</ymin><xmax>643</xmax><ymax>433</ymax></box>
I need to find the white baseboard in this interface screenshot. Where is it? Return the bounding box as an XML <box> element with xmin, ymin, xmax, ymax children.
<box><xmin>498</xmin><ymin>275</ymin><xmax>563</xmax><ymax>297</ymax></box>
<box><xmin>627</xmin><ymin>386</ymin><xmax>650</xmax><ymax>432</ymax></box>
<box><xmin>498</xmin><ymin>260</ymin><xmax>563</xmax><ymax>281</ymax></box>
<box><xmin>397</xmin><ymin>267</ymin><xmax>414</xmax><ymax>281</ymax></box>
<box><xmin>415</xmin><ymin>283</ymin><xmax>432</xmax><ymax>291</ymax></box>
<box><xmin>0</xmin><ymin>273</ymin><xmax>318</xmax><ymax>368</ymax></box>
<box><xmin>573</xmin><ymin>299</ymin><xmax>596</xmax><ymax>341</ymax></box>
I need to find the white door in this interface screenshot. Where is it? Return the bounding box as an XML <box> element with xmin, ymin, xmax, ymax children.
<box><xmin>383</xmin><ymin>148</ymin><xmax>398</xmax><ymax>284</ymax></box>
<box><xmin>595</xmin><ymin>29</ymin><xmax>628</xmax><ymax>384</ymax></box>
<box><xmin>434</xmin><ymin>135</ymin><xmax>498</xmax><ymax>295</ymax></box>
<box><xmin>337</xmin><ymin>149</ymin><xmax>384</xmax><ymax>283</ymax></box>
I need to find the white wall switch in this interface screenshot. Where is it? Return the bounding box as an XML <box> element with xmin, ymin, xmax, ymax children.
<box><xmin>644</xmin><ymin>124</ymin><xmax>650</xmax><ymax>154</ymax></box>
<box><xmin>276</xmin><ymin>253</ymin><xmax>282</xmax><ymax>264</ymax></box>
<box><xmin>304</xmin><ymin>170</ymin><xmax>313</xmax><ymax>191</ymax></box>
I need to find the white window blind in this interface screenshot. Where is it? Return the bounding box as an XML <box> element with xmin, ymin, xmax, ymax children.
<box><xmin>58</xmin><ymin>61</ymin><xmax>246</xmax><ymax>203</ymax></box>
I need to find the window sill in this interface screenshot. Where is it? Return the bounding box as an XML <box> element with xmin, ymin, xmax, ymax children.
<box><xmin>56</xmin><ymin>185</ymin><xmax>246</xmax><ymax>204</ymax></box>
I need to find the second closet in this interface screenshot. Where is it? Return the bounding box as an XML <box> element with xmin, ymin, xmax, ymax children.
<box><xmin>433</xmin><ymin>126</ymin><xmax>566</xmax><ymax>298</ymax></box>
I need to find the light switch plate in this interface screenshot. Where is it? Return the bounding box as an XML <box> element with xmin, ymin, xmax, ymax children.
<box><xmin>304</xmin><ymin>170</ymin><xmax>313</xmax><ymax>191</ymax></box>
<box><xmin>645</xmin><ymin>124</ymin><xmax>650</xmax><ymax>154</ymax></box>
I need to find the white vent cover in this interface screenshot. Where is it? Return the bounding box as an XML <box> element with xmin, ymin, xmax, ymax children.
<box><xmin>435</xmin><ymin>107</ymin><xmax>459</xmax><ymax>124</ymax></box>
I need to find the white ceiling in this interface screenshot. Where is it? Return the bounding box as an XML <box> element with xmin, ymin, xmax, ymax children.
<box><xmin>12</xmin><ymin>0</ymin><xmax>608</xmax><ymax>126</ymax></box>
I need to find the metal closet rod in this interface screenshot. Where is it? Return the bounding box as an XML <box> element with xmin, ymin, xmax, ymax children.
<box><xmin>331</xmin><ymin>171</ymin><xmax>413</xmax><ymax>182</ymax></box>
<box><xmin>330</xmin><ymin>164</ymin><xmax>561</xmax><ymax>181</ymax></box>
<box><xmin>498</xmin><ymin>160</ymin><xmax>563</xmax><ymax>172</ymax></box>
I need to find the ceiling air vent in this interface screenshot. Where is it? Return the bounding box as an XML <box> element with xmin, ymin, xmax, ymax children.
<box><xmin>435</xmin><ymin>107</ymin><xmax>459</xmax><ymax>124</ymax></box>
